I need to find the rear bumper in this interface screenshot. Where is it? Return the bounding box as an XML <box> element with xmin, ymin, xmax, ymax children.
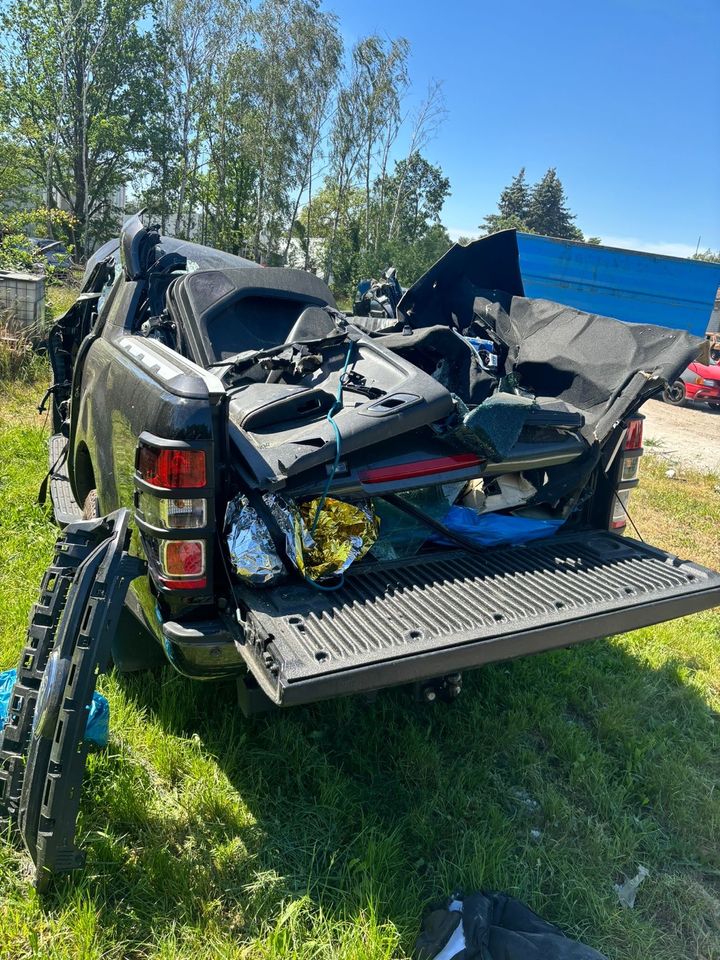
<box><xmin>692</xmin><ymin>387</ymin><xmax>720</xmax><ymax>401</ymax></box>
<box><xmin>161</xmin><ymin>618</ymin><xmax>244</xmax><ymax>678</ymax></box>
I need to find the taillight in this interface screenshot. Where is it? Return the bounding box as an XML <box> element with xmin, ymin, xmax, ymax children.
<box><xmin>138</xmin><ymin>492</ymin><xmax>207</xmax><ymax>529</ymax></box>
<box><xmin>624</xmin><ymin>418</ymin><xmax>643</xmax><ymax>450</ymax></box>
<box><xmin>159</xmin><ymin>539</ymin><xmax>206</xmax><ymax>589</ymax></box>
<box><xmin>138</xmin><ymin>444</ymin><xmax>206</xmax><ymax>488</ymax></box>
<box><xmin>610</xmin><ymin>416</ymin><xmax>643</xmax><ymax>533</ymax></box>
<box><xmin>620</xmin><ymin>456</ymin><xmax>640</xmax><ymax>482</ymax></box>
<box><xmin>135</xmin><ymin>435</ymin><xmax>213</xmax><ymax>593</ymax></box>
<box><xmin>610</xmin><ymin>489</ymin><xmax>631</xmax><ymax>530</ymax></box>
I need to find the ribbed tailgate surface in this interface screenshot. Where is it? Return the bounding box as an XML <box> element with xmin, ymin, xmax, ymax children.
<box><xmin>239</xmin><ymin>532</ymin><xmax>720</xmax><ymax>684</ymax></box>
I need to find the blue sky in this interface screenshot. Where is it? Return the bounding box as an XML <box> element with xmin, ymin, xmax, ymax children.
<box><xmin>328</xmin><ymin>0</ymin><xmax>720</xmax><ymax>255</ymax></box>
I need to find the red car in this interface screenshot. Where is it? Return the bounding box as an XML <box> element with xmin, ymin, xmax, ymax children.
<box><xmin>664</xmin><ymin>359</ymin><xmax>720</xmax><ymax>409</ymax></box>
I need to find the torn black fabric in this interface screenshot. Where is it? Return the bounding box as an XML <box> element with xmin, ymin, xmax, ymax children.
<box><xmin>397</xmin><ymin>230</ymin><xmax>525</xmax><ymax>329</ymax></box>
<box><xmin>415</xmin><ymin>891</ymin><xmax>608</xmax><ymax>960</ymax></box>
<box><xmin>494</xmin><ymin>297</ymin><xmax>703</xmax><ymax>443</ymax></box>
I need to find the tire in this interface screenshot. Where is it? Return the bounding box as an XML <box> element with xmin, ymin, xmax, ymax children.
<box><xmin>81</xmin><ymin>489</ymin><xmax>100</xmax><ymax>519</ymax></box>
<box><xmin>708</xmin><ymin>402</ymin><xmax>720</xmax><ymax>411</ymax></box>
<box><xmin>663</xmin><ymin>380</ymin><xmax>686</xmax><ymax>406</ymax></box>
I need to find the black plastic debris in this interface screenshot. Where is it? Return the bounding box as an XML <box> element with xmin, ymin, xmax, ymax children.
<box><xmin>414</xmin><ymin>892</ymin><xmax>608</xmax><ymax>960</ymax></box>
<box><xmin>0</xmin><ymin>509</ymin><xmax>141</xmax><ymax>890</ymax></box>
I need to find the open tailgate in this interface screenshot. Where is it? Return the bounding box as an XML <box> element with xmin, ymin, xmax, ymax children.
<box><xmin>233</xmin><ymin>531</ymin><xmax>720</xmax><ymax>706</ymax></box>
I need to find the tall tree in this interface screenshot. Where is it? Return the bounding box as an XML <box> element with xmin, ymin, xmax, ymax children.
<box><xmin>324</xmin><ymin>39</ymin><xmax>379</xmax><ymax>282</ymax></box>
<box><xmin>1</xmin><ymin>0</ymin><xmax>161</xmax><ymax>256</ymax></box>
<box><xmin>278</xmin><ymin>1</ymin><xmax>342</xmax><ymax>263</ymax></box>
<box><xmin>387</xmin><ymin>79</ymin><xmax>446</xmax><ymax>242</ymax></box>
<box><xmin>380</xmin><ymin>151</ymin><xmax>449</xmax><ymax>244</ymax></box>
<box><xmin>526</xmin><ymin>167</ymin><xmax>583</xmax><ymax>240</ymax></box>
<box><xmin>480</xmin><ymin>167</ymin><xmax>530</xmax><ymax>234</ymax></box>
<box><xmin>693</xmin><ymin>249</ymin><xmax>720</xmax><ymax>263</ymax></box>
<box><xmin>356</xmin><ymin>36</ymin><xmax>408</xmax><ymax>250</ymax></box>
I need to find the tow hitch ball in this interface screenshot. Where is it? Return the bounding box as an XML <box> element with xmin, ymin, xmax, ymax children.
<box><xmin>416</xmin><ymin>673</ymin><xmax>463</xmax><ymax>704</ymax></box>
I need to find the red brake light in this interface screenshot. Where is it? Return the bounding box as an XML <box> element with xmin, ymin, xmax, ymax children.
<box><xmin>624</xmin><ymin>419</ymin><xmax>643</xmax><ymax>451</ymax></box>
<box><xmin>139</xmin><ymin>445</ymin><xmax>206</xmax><ymax>488</ymax></box>
<box><xmin>359</xmin><ymin>453</ymin><xmax>483</xmax><ymax>485</ymax></box>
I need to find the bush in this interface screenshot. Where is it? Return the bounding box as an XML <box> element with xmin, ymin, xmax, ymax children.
<box><xmin>0</xmin><ymin>310</ymin><xmax>48</xmax><ymax>383</ymax></box>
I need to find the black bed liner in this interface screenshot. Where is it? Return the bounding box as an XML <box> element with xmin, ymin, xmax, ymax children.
<box><xmin>235</xmin><ymin>531</ymin><xmax>720</xmax><ymax>705</ymax></box>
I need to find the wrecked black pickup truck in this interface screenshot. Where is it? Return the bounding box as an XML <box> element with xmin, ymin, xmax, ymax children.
<box><xmin>4</xmin><ymin>216</ymin><xmax>720</xmax><ymax>887</ymax></box>
<box><xmin>36</xmin><ymin>218</ymin><xmax>720</xmax><ymax>713</ymax></box>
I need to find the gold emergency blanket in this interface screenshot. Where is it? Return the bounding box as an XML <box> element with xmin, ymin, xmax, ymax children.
<box><xmin>295</xmin><ymin>498</ymin><xmax>379</xmax><ymax>582</ymax></box>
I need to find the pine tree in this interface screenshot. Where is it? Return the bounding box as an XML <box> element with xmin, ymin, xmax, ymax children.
<box><xmin>480</xmin><ymin>167</ymin><xmax>530</xmax><ymax>234</ymax></box>
<box><xmin>498</xmin><ymin>167</ymin><xmax>530</xmax><ymax>221</ymax></box>
<box><xmin>525</xmin><ymin>168</ymin><xmax>583</xmax><ymax>240</ymax></box>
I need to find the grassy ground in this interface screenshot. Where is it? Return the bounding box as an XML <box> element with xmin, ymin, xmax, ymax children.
<box><xmin>0</xmin><ymin>380</ymin><xmax>719</xmax><ymax>960</ymax></box>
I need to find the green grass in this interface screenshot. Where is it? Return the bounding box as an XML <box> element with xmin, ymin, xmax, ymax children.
<box><xmin>1</xmin><ymin>384</ymin><xmax>719</xmax><ymax>959</ymax></box>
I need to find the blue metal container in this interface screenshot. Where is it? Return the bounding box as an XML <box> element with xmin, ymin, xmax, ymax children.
<box><xmin>517</xmin><ymin>233</ymin><xmax>720</xmax><ymax>337</ymax></box>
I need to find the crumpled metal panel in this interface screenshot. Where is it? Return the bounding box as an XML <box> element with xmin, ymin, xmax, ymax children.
<box><xmin>518</xmin><ymin>232</ymin><xmax>720</xmax><ymax>337</ymax></box>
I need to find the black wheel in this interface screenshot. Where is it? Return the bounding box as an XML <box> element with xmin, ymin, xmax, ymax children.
<box><xmin>708</xmin><ymin>402</ymin><xmax>720</xmax><ymax>411</ymax></box>
<box><xmin>663</xmin><ymin>380</ymin><xmax>686</xmax><ymax>406</ymax></box>
<box><xmin>81</xmin><ymin>489</ymin><xmax>100</xmax><ymax>519</ymax></box>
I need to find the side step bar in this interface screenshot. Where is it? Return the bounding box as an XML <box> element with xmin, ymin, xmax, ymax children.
<box><xmin>47</xmin><ymin>433</ymin><xmax>82</xmax><ymax>526</ymax></box>
<box><xmin>234</xmin><ymin>532</ymin><xmax>720</xmax><ymax>707</ymax></box>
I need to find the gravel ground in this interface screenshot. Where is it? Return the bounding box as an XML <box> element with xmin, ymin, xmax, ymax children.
<box><xmin>640</xmin><ymin>397</ymin><xmax>720</xmax><ymax>474</ymax></box>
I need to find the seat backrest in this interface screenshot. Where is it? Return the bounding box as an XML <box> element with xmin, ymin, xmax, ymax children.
<box><xmin>169</xmin><ymin>267</ymin><xmax>337</xmax><ymax>365</ymax></box>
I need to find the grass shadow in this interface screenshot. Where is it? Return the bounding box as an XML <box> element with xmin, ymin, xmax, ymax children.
<box><xmin>18</xmin><ymin>622</ymin><xmax>719</xmax><ymax>960</ymax></box>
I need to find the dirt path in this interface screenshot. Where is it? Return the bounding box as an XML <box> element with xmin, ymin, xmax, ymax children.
<box><xmin>640</xmin><ymin>398</ymin><xmax>720</xmax><ymax>474</ymax></box>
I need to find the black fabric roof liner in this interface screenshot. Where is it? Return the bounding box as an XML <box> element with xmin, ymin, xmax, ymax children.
<box><xmin>397</xmin><ymin>230</ymin><xmax>525</xmax><ymax>328</ymax></box>
<box><xmin>397</xmin><ymin>229</ymin><xmax>703</xmax><ymax>444</ymax></box>
<box><xmin>496</xmin><ymin>296</ymin><xmax>702</xmax><ymax>441</ymax></box>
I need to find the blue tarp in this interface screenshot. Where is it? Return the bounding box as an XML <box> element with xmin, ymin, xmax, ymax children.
<box><xmin>0</xmin><ymin>668</ymin><xmax>109</xmax><ymax>747</ymax></box>
<box><xmin>431</xmin><ymin>507</ymin><xmax>564</xmax><ymax>548</ymax></box>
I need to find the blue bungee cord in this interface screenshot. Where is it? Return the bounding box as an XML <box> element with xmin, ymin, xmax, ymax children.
<box><xmin>309</xmin><ymin>339</ymin><xmax>355</xmax><ymax>535</ymax></box>
<box><xmin>304</xmin><ymin>339</ymin><xmax>356</xmax><ymax>592</ymax></box>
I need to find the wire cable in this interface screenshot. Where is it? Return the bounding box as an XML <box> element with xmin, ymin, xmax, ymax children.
<box><xmin>309</xmin><ymin>340</ymin><xmax>355</xmax><ymax>536</ymax></box>
<box><xmin>613</xmin><ymin>489</ymin><xmax>645</xmax><ymax>542</ymax></box>
<box><xmin>303</xmin><ymin>340</ymin><xmax>356</xmax><ymax>594</ymax></box>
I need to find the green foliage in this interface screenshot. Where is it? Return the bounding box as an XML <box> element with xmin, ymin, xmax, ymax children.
<box><xmin>301</xmin><ymin>150</ymin><xmax>452</xmax><ymax>298</ymax></box>
<box><xmin>482</xmin><ymin>167</ymin><xmax>584</xmax><ymax>241</ymax></box>
<box><xmin>0</xmin><ymin>90</ymin><xmax>33</xmax><ymax>204</ymax></box>
<box><xmin>693</xmin><ymin>249</ymin><xmax>720</xmax><ymax>263</ymax></box>
<box><xmin>0</xmin><ymin>323</ymin><xmax>47</xmax><ymax>381</ymax></box>
<box><xmin>526</xmin><ymin>167</ymin><xmax>583</xmax><ymax>240</ymax></box>
<box><xmin>1</xmin><ymin>0</ymin><xmax>451</xmax><ymax>286</ymax></box>
<box><xmin>380</xmin><ymin>152</ymin><xmax>449</xmax><ymax>244</ymax></box>
<box><xmin>1</xmin><ymin>0</ymin><xmax>163</xmax><ymax>255</ymax></box>
<box><xmin>0</xmin><ymin>207</ymin><xmax>76</xmax><ymax>271</ymax></box>
<box><xmin>481</xmin><ymin>168</ymin><xmax>530</xmax><ymax>234</ymax></box>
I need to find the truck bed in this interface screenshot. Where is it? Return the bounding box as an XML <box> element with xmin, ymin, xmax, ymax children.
<box><xmin>234</xmin><ymin>531</ymin><xmax>720</xmax><ymax>705</ymax></box>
